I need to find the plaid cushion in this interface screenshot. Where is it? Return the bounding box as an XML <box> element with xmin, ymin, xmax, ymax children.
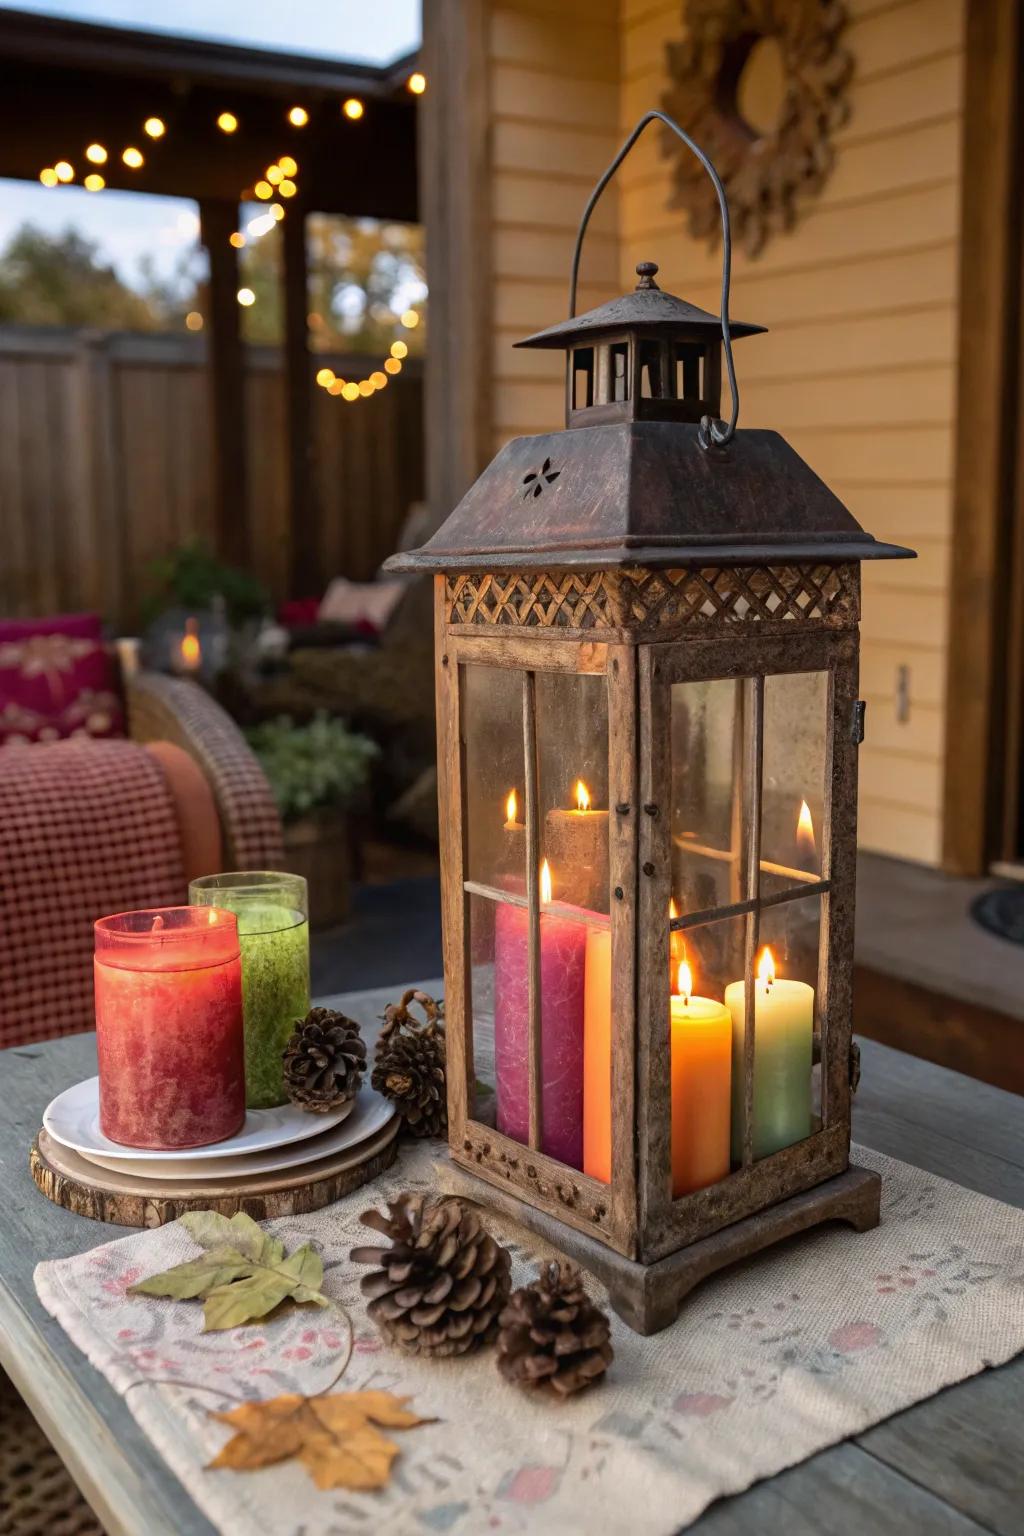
<box><xmin>0</xmin><ymin>739</ymin><xmax>185</xmax><ymax>1047</ymax></box>
<box><xmin>0</xmin><ymin>613</ymin><xmax>124</xmax><ymax>745</ymax></box>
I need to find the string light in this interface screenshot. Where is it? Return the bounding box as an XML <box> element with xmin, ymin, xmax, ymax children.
<box><xmin>316</xmin><ymin>368</ymin><xmax>335</xmax><ymax>387</ymax></box>
<box><xmin>229</xmin><ymin>231</ymin><xmax>246</xmax><ymax>249</ymax></box>
<box><xmin>85</xmin><ymin>144</ymin><xmax>107</xmax><ymax>164</ymax></box>
<box><xmin>185</xmin><ymin>311</ymin><xmax>203</xmax><ymax>331</ymax></box>
<box><xmin>279</xmin><ymin>178</ymin><xmax>297</xmax><ymax>198</ymax></box>
<box><xmin>390</xmin><ymin>340</ymin><xmax>408</xmax><ymax>359</ymax></box>
<box><xmin>328</xmin><ymin>380</ymin><xmax>345</xmax><ymax>396</ymax></box>
<box><xmin>270</xmin><ymin>204</ymin><xmax>285</xmax><ymax>221</ymax></box>
<box><xmin>83</xmin><ymin>173</ymin><xmax>104</xmax><ymax>192</ymax></box>
<box><xmin>54</xmin><ymin>161</ymin><xmax>74</xmax><ymax>183</ymax></box>
<box><xmin>39</xmin><ymin>168</ymin><xmax>58</xmax><ymax>187</ymax></box>
<box><xmin>357</xmin><ymin>379</ymin><xmax>374</xmax><ymax>396</ymax></box>
<box><xmin>400</xmin><ymin>308</ymin><xmax>419</xmax><ymax>328</ymax></box>
<box><xmin>370</xmin><ymin>370</ymin><xmax>387</xmax><ymax>389</ymax></box>
<box><xmin>253</xmin><ymin>180</ymin><xmax>272</xmax><ymax>200</ymax></box>
<box><xmin>287</xmin><ymin>105</ymin><xmax>309</xmax><ymax>127</ymax></box>
<box><xmin>341</xmin><ymin>382</ymin><xmax>360</xmax><ymax>401</ymax></box>
<box><xmin>236</xmin><ymin>287</ymin><xmax>256</xmax><ymax>307</ymax></box>
<box><xmin>384</xmin><ymin>357</ymin><xmax>402</xmax><ymax>375</ymax></box>
<box><xmin>342</xmin><ymin>98</ymin><xmax>364</xmax><ymax>120</ymax></box>
<box><xmin>122</xmin><ymin>147</ymin><xmax>144</xmax><ymax>169</ymax></box>
<box><xmin>407</xmin><ymin>72</ymin><xmax>427</xmax><ymax>95</ymax></box>
<box><xmin>266</xmin><ymin>165</ymin><xmax>284</xmax><ymax>185</ymax></box>
<box><xmin>217</xmin><ymin>111</ymin><xmax>239</xmax><ymax>134</ymax></box>
<box><xmin>278</xmin><ymin>155</ymin><xmax>298</xmax><ymax>176</ymax></box>
<box><xmin>144</xmin><ymin>117</ymin><xmax>165</xmax><ymax>138</ymax></box>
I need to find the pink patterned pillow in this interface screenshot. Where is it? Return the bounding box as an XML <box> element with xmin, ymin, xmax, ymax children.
<box><xmin>0</xmin><ymin>613</ymin><xmax>124</xmax><ymax>745</ymax></box>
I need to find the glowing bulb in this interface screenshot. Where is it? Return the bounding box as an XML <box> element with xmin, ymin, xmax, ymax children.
<box><xmin>278</xmin><ymin>155</ymin><xmax>297</xmax><ymax>176</ymax></box>
<box><xmin>287</xmin><ymin>105</ymin><xmax>309</xmax><ymax>127</ymax></box>
<box><xmin>757</xmin><ymin>947</ymin><xmax>776</xmax><ymax>988</ymax></box>
<box><xmin>540</xmin><ymin>859</ymin><xmax>553</xmax><ymax>905</ymax></box>
<box><xmin>236</xmin><ymin>287</ymin><xmax>256</xmax><ymax>307</ymax></box>
<box><xmin>39</xmin><ymin>168</ymin><xmax>58</xmax><ymax>187</ymax></box>
<box><xmin>357</xmin><ymin>379</ymin><xmax>374</xmax><ymax>397</ymax></box>
<box><xmin>401</xmin><ymin>308</ymin><xmax>419</xmax><ymax>328</ymax></box>
<box><xmin>407</xmin><ymin>71</ymin><xmax>427</xmax><ymax>95</ymax></box>
<box><xmin>253</xmin><ymin>180</ymin><xmax>272</xmax><ymax>200</ymax></box>
<box><xmin>316</xmin><ymin>367</ymin><xmax>335</xmax><ymax>388</ymax></box>
<box><xmin>54</xmin><ymin>161</ymin><xmax>74</xmax><ymax>183</ymax></box>
<box><xmin>266</xmin><ymin>164</ymin><xmax>284</xmax><ymax>185</ymax></box>
<box><xmin>341</xmin><ymin>382</ymin><xmax>360</xmax><ymax>401</ymax></box>
<box><xmin>278</xmin><ymin>178</ymin><xmax>296</xmax><ymax>198</ymax></box>
<box><xmin>122</xmin><ymin>146</ymin><xmax>144</xmax><ymax>169</ymax></box>
<box><xmin>83</xmin><ymin>173</ymin><xmax>104</xmax><ymax>191</ymax></box>
<box><xmin>343</xmin><ymin>97</ymin><xmax>364</xmax><ymax>120</ymax></box>
<box><xmin>384</xmin><ymin>357</ymin><xmax>402</xmax><ymax>374</ymax></box>
<box><xmin>575</xmin><ymin>779</ymin><xmax>591</xmax><ymax>812</ymax></box>
<box><xmin>184</xmin><ymin>311</ymin><xmax>203</xmax><ymax>331</ymax></box>
<box><xmin>229</xmin><ymin>231</ymin><xmax>246</xmax><ymax>248</ymax></box>
<box><xmin>370</xmin><ymin>370</ymin><xmax>387</xmax><ymax>389</ymax></box>
<box><xmin>217</xmin><ymin>111</ymin><xmax>238</xmax><ymax>134</ymax></box>
<box><xmin>270</xmin><ymin>203</ymin><xmax>285</xmax><ymax>221</ymax></box>
<box><xmin>144</xmin><ymin>117</ymin><xmax>166</xmax><ymax>139</ymax></box>
<box><xmin>85</xmin><ymin>143</ymin><xmax>107</xmax><ymax>164</ymax></box>
<box><xmin>390</xmin><ymin>339</ymin><xmax>408</xmax><ymax>359</ymax></box>
<box><xmin>505</xmin><ymin>788</ymin><xmax>518</xmax><ymax>824</ymax></box>
<box><xmin>677</xmin><ymin>959</ymin><xmax>693</xmax><ymax>1003</ymax></box>
<box><xmin>328</xmin><ymin>380</ymin><xmax>345</xmax><ymax>396</ymax></box>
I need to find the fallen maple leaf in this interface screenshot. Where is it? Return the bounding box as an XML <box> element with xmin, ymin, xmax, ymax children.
<box><xmin>209</xmin><ymin>1389</ymin><xmax>434</xmax><ymax>1490</ymax></box>
<box><xmin>128</xmin><ymin>1210</ymin><xmax>329</xmax><ymax>1331</ymax></box>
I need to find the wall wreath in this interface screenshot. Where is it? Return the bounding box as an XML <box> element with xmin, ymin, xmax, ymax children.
<box><xmin>659</xmin><ymin>0</ymin><xmax>853</xmax><ymax>257</ymax></box>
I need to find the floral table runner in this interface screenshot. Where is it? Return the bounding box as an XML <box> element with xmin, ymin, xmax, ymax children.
<box><xmin>35</xmin><ymin>1143</ymin><xmax>1024</xmax><ymax>1535</ymax></box>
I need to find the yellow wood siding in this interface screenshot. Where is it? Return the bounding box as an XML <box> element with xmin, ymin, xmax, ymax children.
<box><xmin>618</xmin><ymin>0</ymin><xmax>962</xmax><ymax>866</ymax></box>
<box><xmin>481</xmin><ymin>0</ymin><xmax>962</xmax><ymax>865</ymax></box>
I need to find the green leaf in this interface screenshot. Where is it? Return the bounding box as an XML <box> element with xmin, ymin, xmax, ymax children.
<box><xmin>127</xmin><ymin>1212</ymin><xmax>329</xmax><ymax>1331</ymax></box>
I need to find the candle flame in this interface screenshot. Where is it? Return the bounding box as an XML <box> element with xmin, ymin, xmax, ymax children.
<box><xmin>757</xmin><ymin>946</ymin><xmax>776</xmax><ymax>987</ymax></box>
<box><xmin>575</xmin><ymin>779</ymin><xmax>591</xmax><ymax>812</ymax></box>
<box><xmin>677</xmin><ymin>958</ymin><xmax>693</xmax><ymax>1003</ymax></box>
<box><xmin>179</xmin><ymin>616</ymin><xmax>201</xmax><ymax>671</ymax></box>
<box><xmin>505</xmin><ymin>788</ymin><xmax>518</xmax><ymax>823</ymax></box>
<box><xmin>797</xmin><ymin>798</ymin><xmax>816</xmax><ymax>856</ymax></box>
<box><xmin>540</xmin><ymin>858</ymin><xmax>553</xmax><ymax>904</ymax></box>
<box><xmin>669</xmin><ymin>897</ymin><xmax>678</xmax><ymax>920</ymax></box>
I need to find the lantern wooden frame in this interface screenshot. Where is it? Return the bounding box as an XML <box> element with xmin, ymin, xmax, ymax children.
<box><xmin>391</xmin><ymin>113</ymin><xmax>912</xmax><ymax>1332</ymax></box>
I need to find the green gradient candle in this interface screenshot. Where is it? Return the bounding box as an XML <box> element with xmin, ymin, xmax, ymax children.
<box><xmin>190</xmin><ymin>872</ymin><xmax>310</xmax><ymax>1108</ymax></box>
<box><xmin>725</xmin><ymin>947</ymin><xmax>813</xmax><ymax>1161</ymax></box>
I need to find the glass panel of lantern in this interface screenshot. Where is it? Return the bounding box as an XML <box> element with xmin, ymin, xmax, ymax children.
<box><xmin>760</xmin><ymin>670</ymin><xmax>828</xmax><ymax>897</ymax></box>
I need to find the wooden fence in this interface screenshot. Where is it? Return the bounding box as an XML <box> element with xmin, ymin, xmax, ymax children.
<box><xmin>0</xmin><ymin>326</ymin><xmax>425</xmax><ymax>629</ymax></box>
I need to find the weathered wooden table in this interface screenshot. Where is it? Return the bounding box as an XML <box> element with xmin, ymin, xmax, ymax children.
<box><xmin>1</xmin><ymin>983</ymin><xmax>1022</xmax><ymax>1536</ymax></box>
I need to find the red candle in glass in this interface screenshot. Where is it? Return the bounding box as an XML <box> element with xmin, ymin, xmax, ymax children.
<box><xmin>94</xmin><ymin>907</ymin><xmax>245</xmax><ymax>1149</ymax></box>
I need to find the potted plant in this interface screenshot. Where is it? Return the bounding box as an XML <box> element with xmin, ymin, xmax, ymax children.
<box><xmin>245</xmin><ymin>712</ymin><xmax>378</xmax><ymax>928</ymax></box>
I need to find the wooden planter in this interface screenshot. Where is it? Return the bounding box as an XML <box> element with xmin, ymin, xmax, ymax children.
<box><xmin>282</xmin><ymin>812</ymin><xmax>352</xmax><ymax>929</ymax></box>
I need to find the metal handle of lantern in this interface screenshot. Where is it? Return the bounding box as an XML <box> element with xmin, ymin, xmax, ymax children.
<box><xmin>569</xmin><ymin>110</ymin><xmax>739</xmax><ymax>450</ymax></box>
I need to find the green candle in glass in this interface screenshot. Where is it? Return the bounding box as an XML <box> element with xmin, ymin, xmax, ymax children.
<box><xmin>189</xmin><ymin>871</ymin><xmax>310</xmax><ymax>1108</ymax></box>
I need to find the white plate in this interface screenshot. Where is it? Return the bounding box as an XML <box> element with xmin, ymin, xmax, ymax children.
<box><xmin>73</xmin><ymin>1087</ymin><xmax>396</xmax><ymax>1180</ymax></box>
<box><xmin>44</xmin><ymin>1077</ymin><xmax>361</xmax><ymax>1163</ymax></box>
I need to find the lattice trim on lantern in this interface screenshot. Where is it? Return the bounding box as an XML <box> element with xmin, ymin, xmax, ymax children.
<box><xmin>445</xmin><ymin>565</ymin><xmax>860</xmax><ymax>632</ymax></box>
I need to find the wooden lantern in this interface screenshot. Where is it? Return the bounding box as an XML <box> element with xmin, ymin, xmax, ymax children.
<box><xmin>387</xmin><ymin>114</ymin><xmax>915</xmax><ymax>1333</ymax></box>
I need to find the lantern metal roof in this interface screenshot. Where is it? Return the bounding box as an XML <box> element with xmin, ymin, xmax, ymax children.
<box><xmin>514</xmin><ymin>262</ymin><xmax>766</xmax><ymax>350</ymax></box>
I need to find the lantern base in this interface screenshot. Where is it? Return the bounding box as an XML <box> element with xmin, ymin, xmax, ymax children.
<box><xmin>435</xmin><ymin>1158</ymin><xmax>881</xmax><ymax>1335</ymax></box>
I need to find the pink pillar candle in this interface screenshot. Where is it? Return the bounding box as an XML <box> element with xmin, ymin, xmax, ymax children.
<box><xmin>94</xmin><ymin>907</ymin><xmax>245</xmax><ymax>1149</ymax></box>
<box><xmin>494</xmin><ymin>901</ymin><xmax>586</xmax><ymax>1169</ymax></box>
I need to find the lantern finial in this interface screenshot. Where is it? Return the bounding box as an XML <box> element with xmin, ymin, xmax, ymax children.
<box><xmin>635</xmin><ymin>260</ymin><xmax>660</xmax><ymax>290</ymax></box>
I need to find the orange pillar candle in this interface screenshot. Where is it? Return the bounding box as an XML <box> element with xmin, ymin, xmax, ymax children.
<box><xmin>670</xmin><ymin>959</ymin><xmax>732</xmax><ymax>1196</ymax></box>
<box><xmin>582</xmin><ymin>925</ymin><xmax>612</xmax><ymax>1182</ymax></box>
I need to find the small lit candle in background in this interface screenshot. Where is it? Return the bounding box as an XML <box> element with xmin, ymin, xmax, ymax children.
<box><xmin>502</xmin><ymin>786</ymin><xmax>526</xmax><ymax>886</ymax></box>
<box><xmin>94</xmin><ymin>907</ymin><xmax>245</xmax><ymax>1149</ymax></box>
<box><xmin>670</xmin><ymin>955</ymin><xmax>732</xmax><ymax>1195</ymax></box>
<box><xmin>726</xmin><ymin>946</ymin><xmax>814</xmax><ymax>1162</ymax></box>
<box><xmin>544</xmin><ymin>778</ymin><xmax>609</xmax><ymax>910</ymax></box>
<box><xmin>495</xmin><ymin>858</ymin><xmax>587</xmax><ymax>1169</ymax></box>
<box><xmin>177</xmin><ymin>616</ymin><xmax>201</xmax><ymax>674</ymax></box>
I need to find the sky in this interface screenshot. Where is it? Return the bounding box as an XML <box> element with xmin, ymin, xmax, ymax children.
<box><xmin>0</xmin><ymin>0</ymin><xmax>420</xmax><ymax>63</ymax></box>
<box><xmin>0</xmin><ymin>1</ymin><xmax>421</xmax><ymax>296</ymax></box>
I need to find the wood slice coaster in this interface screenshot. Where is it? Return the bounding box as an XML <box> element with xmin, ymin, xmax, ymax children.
<box><xmin>30</xmin><ymin>1118</ymin><xmax>400</xmax><ymax>1228</ymax></box>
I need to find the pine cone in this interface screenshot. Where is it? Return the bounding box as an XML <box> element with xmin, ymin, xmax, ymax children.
<box><xmin>351</xmin><ymin>1193</ymin><xmax>511</xmax><ymax>1357</ymax></box>
<box><xmin>372</xmin><ymin>989</ymin><xmax>446</xmax><ymax>1138</ymax></box>
<box><xmin>282</xmin><ymin>1007</ymin><xmax>366</xmax><ymax>1112</ymax></box>
<box><xmin>497</xmin><ymin>1261</ymin><xmax>613</xmax><ymax>1397</ymax></box>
